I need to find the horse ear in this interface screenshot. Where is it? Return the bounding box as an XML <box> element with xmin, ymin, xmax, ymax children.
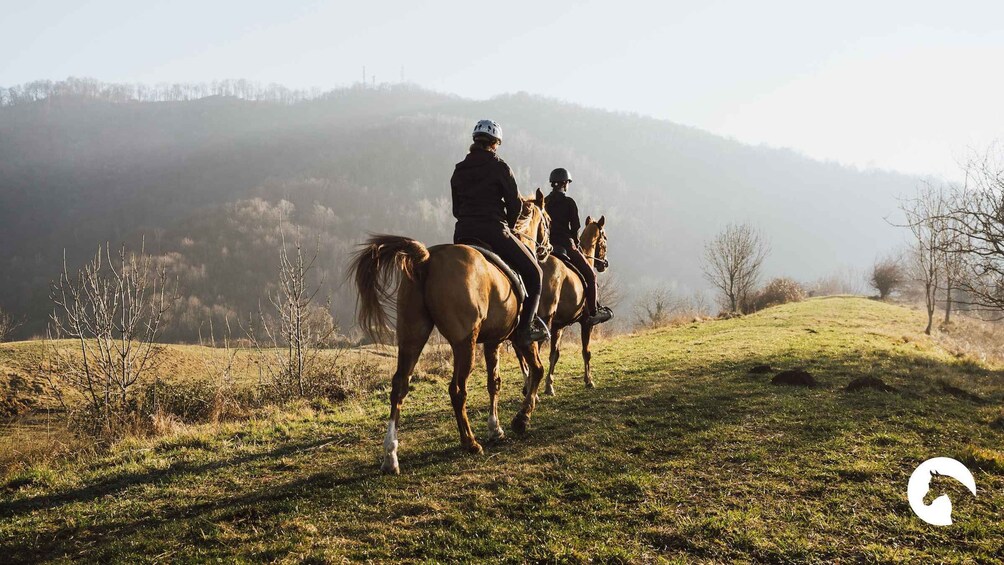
<box><xmin>597</xmin><ymin>215</ymin><xmax>605</xmax><ymax>227</ymax></box>
<box><xmin>585</xmin><ymin>216</ymin><xmax>593</xmax><ymax>225</ymax></box>
<box><xmin>535</xmin><ymin>188</ymin><xmax>545</xmax><ymax>207</ymax></box>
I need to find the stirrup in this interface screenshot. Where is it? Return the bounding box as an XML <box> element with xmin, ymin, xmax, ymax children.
<box><xmin>514</xmin><ymin>317</ymin><xmax>550</xmax><ymax>345</ymax></box>
<box><xmin>529</xmin><ymin>316</ymin><xmax>551</xmax><ymax>343</ymax></box>
<box><xmin>585</xmin><ymin>306</ymin><xmax>613</xmax><ymax>326</ymax></box>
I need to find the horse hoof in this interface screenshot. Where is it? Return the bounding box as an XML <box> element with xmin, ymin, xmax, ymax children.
<box><xmin>544</xmin><ymin>385</ymin><xmax>556</xmax><ymax>396</ymax></box>
<box><xmin>380</xmin><ymin>462</ymin><xmax>400</xmax><ymax>475</ymax></box>
<box><xmin>511</xmin><ymin>414</ymin><xmax>530</xmax><ymax>435</ymax></box>
<box><xmin>466</xmin><ymin>441</ymin><xmax>484</xmax><ymax>455</ymax></box>
<box><xmin>584</xmin><ymin>380</ymin><xmax>595</xmax><ymax>389</ymax></box>
<box><xmin>488</xmin><ymin>429</ymin><xmax>506</xmax><ymax>442</ymax></box>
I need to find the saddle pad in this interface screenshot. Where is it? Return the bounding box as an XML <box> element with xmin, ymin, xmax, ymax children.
<box><xmin>464</xmin><ymin>244</ymin><xmax>528</xmax><ymax>303</ymax></box>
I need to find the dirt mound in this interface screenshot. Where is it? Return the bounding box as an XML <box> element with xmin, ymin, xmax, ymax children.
<box><xmin>845</xmin><ymin>376</ymin><xmax>896</xmax><ymax>393</ymax></box>
<box><xmin>771</xmin><ymin>369</ymin><xmax>816</xmax><ymax>387</ymax></box>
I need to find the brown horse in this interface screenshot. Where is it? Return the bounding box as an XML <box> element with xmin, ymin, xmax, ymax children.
<box><xmin>534</xmin><ymin>215</ymin><xmax>609</xmax><ymax>395</ymax></box>
<box><xmin>349</xmin><ymin>190</ymin><xmax>552</xmax><ymax>474</ymax></box>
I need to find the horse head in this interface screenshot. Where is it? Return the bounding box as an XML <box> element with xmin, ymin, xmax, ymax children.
<box><xmin>517</xmin><ymin>188</ymin><xmax>552</xmax><ymax>261</ymax></box>
<box><xmin>581</xmin><ymin>215</ymin><xmax>609</xmax><ymax>272</ymax></box>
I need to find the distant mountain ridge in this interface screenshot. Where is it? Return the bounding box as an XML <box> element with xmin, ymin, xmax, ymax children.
<box><xmin>0</xmin><ymin>79</ymin><xmax>916</xmax><ymax>340</ymax></box>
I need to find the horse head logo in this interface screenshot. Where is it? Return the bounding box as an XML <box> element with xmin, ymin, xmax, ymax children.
<box><xmin>907</xmin><ymin>457</ymin><xmax>976</xmax><ymax>526</ymax></box>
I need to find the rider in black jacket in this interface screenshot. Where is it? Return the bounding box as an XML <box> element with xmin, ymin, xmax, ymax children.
<box><xmin>452</xmin><ymin>120</ymin><xmax>550</xmax><ymax>346</ymax></box>
<box><xmin>545</xmin><ymin>168</ymin><xmax>612</xmax><ymax>326</ymax></box>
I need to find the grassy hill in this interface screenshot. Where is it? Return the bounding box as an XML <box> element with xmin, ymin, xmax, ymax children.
<box><xmin>1</xmin><ymin>297</ymin><xmax>1002</xmax><ymax>562</ymax></box>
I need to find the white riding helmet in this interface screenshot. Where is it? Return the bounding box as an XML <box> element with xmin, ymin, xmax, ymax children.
<box><xmin>472</xmin><ymin>119</ymin><xmax>502</xmax><ymax>143</ymax></box>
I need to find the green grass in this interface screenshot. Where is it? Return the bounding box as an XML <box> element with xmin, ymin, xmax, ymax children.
<box><xmin>1</xmin><ymin>297</ymin><xmax>1003</xmax><ymax>562</ymax></box>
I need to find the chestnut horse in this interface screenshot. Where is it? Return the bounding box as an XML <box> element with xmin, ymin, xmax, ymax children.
<box><xmin>349</xmin><ymin>190</ymin><xmax>551</xmax><ymax>474</ymax></box>
<box><xmin>534</xmin><ymin>215</ymin><xmax>609</xmax><ymax>394</ymax></box>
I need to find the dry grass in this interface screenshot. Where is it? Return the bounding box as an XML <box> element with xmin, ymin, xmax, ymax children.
<box><xmin>935</xmin><ymin>312</ymin><xmax>1004</xmax><ymax>365</ymax></box>
<box><xmin>0</xmin><ymin>414</ymin><xmax>92</xmax><ymax>480</ymax></box>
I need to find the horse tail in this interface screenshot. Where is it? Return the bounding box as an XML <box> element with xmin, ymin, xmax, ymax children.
<box><xmin>348</xmin><ymin>234</ymin><xmax>430</xmax><ymax>343</ymax></box>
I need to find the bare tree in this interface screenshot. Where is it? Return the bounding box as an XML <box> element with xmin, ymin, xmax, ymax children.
<box><xmin>597</xmin><ymin>272</ymin><xmax>623</xmax><ymax>311</ymax></box>
<box><xmin>47</xmin><ymin>243</ymin><xmax>175</xmax><ymax>434</ymax></box>
<box><xmin>939</xmin><ymin>208</ymin><xmax>967</xmax><ymax>324</ymax></box>
<box><xmin>244</xmin><ymin>233</ymin><xmax>335</xmax><ymax>398</ymax></box>
<box><xmin>701</xmin><ymin>222</ymin><xmax>770</xmax><ymax>313</ymax></box>
<box><xmin>870</xmin><ymin>255</ymin><xmax>905</xmax><ymax>299</ymax></box>
<box><xmin>937</xmin><ymin>145</ymin><xmax>1004</xmax><ymax>318</ymax></box>
<box><xmin>0</xmin><ymin>307</ymin><xmax>22</xmax><ymax>342</ymax></box>
<box><xmin>899</xmin><ymin>183</ymin><xmax>951</xmax><ymax>334</ymax></box>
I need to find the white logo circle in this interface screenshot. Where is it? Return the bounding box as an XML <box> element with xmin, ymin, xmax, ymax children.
<box><xmin>907</xmin><ymin>457</ymin><xmax>977</xmax><ymax>526</ymax></box>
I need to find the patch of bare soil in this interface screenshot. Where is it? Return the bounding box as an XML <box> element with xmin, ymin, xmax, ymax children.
<box><xmin>845</xmin><ymin>375</ymin><xmax>897</xmax><ymax>393</ymax></box>
<box><xmin>771</xmin><ymin>369</ymin><xmax>817</xmax><ymax>387</ymax></box>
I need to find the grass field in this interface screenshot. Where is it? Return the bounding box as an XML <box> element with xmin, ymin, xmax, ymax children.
<box><xmin>1</xmin><ymin>297</ymin><xmax>1003</xmax><ymax>562</ymax></box>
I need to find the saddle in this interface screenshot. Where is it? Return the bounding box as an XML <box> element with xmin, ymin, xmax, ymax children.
<box><xmin>550</xmin><ymin>245</ymin><xmax>589</xmax><ymax>285</ymax></box>
<box><xmin>455</xmin><ymin>239</ymin><xmax>527</xmax><ymax>303</ymax></box>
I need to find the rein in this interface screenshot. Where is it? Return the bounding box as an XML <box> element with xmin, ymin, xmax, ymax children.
<box><xmin>513</xmin><ymin>205</ymin><xmax>553</xmax><ymax>260</ymax></box>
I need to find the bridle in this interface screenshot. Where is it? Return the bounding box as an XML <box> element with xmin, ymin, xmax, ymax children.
<box><xmin>582</xmin><ymin>229</ymin><xmax>609</xmax><ymax>268</ymax></box>
<box><xmin>513</xmin><ymin>203</ymin><xmax>553</xmax><ymax>260</ymax></box>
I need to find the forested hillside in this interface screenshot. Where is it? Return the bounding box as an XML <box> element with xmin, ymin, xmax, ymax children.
<box><xmin>0</xmin><ymin>79</ymin><xmax>918</xmax><ymax>340</ymax></box>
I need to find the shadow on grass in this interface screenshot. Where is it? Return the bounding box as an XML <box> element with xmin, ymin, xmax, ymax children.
<box><xmin>4</xmin><ymin>343</ymin><xmax>1002</xmax><ymax>561</ymax></box>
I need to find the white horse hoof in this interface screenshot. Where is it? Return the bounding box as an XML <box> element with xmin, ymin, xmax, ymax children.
<box><xmin>381</xmin><ymin>452</ymin><xmax>400</xmax><ymax>475</ymax></box>
<box><xmin>488</xmin><ymin>429</ymin><xmax>506</xmax><ymax>441</ymax></box>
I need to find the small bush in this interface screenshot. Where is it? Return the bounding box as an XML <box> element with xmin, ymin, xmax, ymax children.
<box><xmin>870</xmin><ymin>257</ymin><xmax>904</xmax><ymax>299</ymax></box>
<box><xmin>748</xmin><ymin>278</ymin><xmax>806</xmax><ymax>311</ymax></box>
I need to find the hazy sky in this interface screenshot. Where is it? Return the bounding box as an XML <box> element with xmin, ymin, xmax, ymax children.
<box><xmin>2</xmin><ymin>0</ymin><xmax>1002</xmax><ymax>179</ymax></box>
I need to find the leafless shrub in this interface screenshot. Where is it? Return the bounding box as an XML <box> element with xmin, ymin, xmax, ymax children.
<box><xmin>749</xmin><ymin>277</ymin><xmax>806</xmax><ymax>311</ymax></box>
<box><xmin>632</xmin><ymin>288</ymin><xmax>710</xmax><ymax>330</ymax></box>
<box><xmin>870</xmin><ymin>256</ymin><xmax>905</xmax><ymax>299</ymax></box>
<box><xmin>0</xmin><ymin>307</ymin><xmax>22</xmax><ymax>343</ymax></box>
<box><xmin>46</xmin><ymin>242</ymin><xmax>176</xmax><ymax>437</ymax></box>
<box><xmin>702</xmin><ymin>222</ymin><xmax>770</xmax><ymax>314</ymax></box>
<box><xmin>633</xmin><ymin>288</ymin><xmax>675</xmax><ymax>329</ymax></box>
<box><xmin>243</xmin><ymin>233</ymin><xmax>337</xmax><ymax>399</ymax></box>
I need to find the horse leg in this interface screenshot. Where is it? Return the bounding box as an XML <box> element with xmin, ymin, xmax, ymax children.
<box><xmin>381</xmin><ymin>312</ymin><xmax>433</xmax><ymax>475</ymax></box>
<box><xmin>449</xmin><ymin>334</ymin><xmax>482</xmax><ymax>454</ymax></box>
<box><xmin>484</xmin><ymin>341</ymin><xmax>505</xmax><ymax>441</ymax></box>
<box><xmin>511</xmin><ymin>341</ymin><xmax>545</xmax><ymax>435</ymax></box>
<box><xmin>519</xmin><ymin>350</ymin><xmax>529</xmax><ymax>396</ymax></box>
<box><xmin>581</xmin><ymin>321</ymin><xmax>595</xmax><ymax>389</ymax></box>
<box><xmin>544</xmin><ymin>327</ymin><xmax>563</xmax><ymax>396</ymax></box>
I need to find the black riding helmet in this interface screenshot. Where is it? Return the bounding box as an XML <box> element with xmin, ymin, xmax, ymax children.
<box><xmin>549</xmin><ymin>168</ymin><xmax>572</xmax><ymax>184</ymax></box>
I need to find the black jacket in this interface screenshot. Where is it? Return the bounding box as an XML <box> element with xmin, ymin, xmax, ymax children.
<box><xmin>451</xmin><ymin>148</ymin><xmax>521</xmax><ymax>229</ymax></box>
<box><xmin>544</xmin><ymin>189</ymin><xmax>580</xmax><ymax>246</ymax></box>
